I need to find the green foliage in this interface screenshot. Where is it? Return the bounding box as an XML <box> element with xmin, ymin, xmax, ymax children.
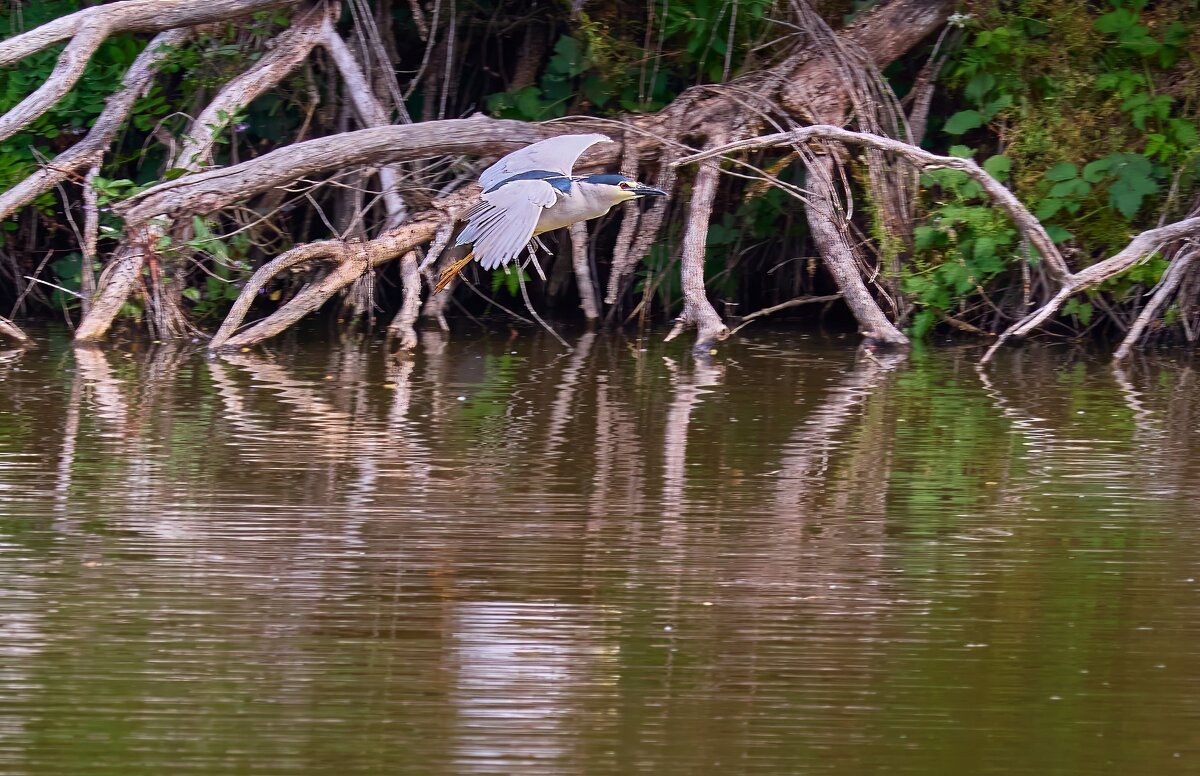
<box><xmin>906</xmin><ymin>0</ymin><xmax>1200</xmax><ymax>338</ymax></box>
<box><xmin>489</xmin><ymin>265</ymin><xmax>532</xmax><ymax>298</ymax></box>
<box><xmin>485</xmin><ymin>0</ymin><xmax>774</xmax><ymax>119</ymax></box>
<box><xmin>903</xmin><ymin>151</ymin><xmax>1017</xmax><ymax>336</ymax></box>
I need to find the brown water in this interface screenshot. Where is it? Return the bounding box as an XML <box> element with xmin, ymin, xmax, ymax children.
<box><xmin>0</xmin><ymin>327</ymin><xmax>1198</xmax><ymax>775</ymax></box>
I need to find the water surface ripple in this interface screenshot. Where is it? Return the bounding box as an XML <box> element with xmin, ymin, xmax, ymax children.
<box><xmin>0</xmin><ymin>330</ymin><xmax>1198</xmax><ymax>774</ymax></box>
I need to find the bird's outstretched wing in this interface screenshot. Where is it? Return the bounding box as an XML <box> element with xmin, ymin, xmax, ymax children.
<box><xmin>455</xmin><ymin>179</ymin><xmax>559</xmax><ymax>270</ymax></box>
<box><xmin>478</xmin><ymin>133</ymin><xmax>611</xmax><ymax>191</ymax></box>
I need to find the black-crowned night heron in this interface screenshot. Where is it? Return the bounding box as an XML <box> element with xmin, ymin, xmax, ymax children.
<box><xmin>435</xmin><ymin>133</ymin><xmax>666</xmax><ymax>292</ymax></box>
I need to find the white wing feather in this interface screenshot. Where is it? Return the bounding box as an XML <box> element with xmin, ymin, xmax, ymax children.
<box><xmin>455</xmin><ymin>179</ymin><xmax>560</xmax><ymax>270</ymax></box>
<box><xmin>478</xmin><ymin>133</ymin><xmax>611</xmax><ymax>190</ymax></box>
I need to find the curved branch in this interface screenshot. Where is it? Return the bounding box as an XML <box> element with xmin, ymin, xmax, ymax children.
<box><xmin>209</xmin><ymin>240</ymin><xmax>343</xmax><ymax>348</ymax></box>
<box><xmin>176</xmin><ymin>2</ymin><xmax>331</xmax><ymax>170</ymax></box>
<box><xmin>676</xmin><ymin>124</ymin><xmax>1071</xmax><ymax>282</ymax></box>
<box><xmin>0</xmin><ymin>0</ymin><xmax>300</xmax><ymax>66</ymax></box>
<box><xmin>982</xmin><ymin>215</ymin><xmax>1200</xmax><ymax>362</ymax></box>
<box><xmin>0</xmin><ymin>316</ymin><xmax>31</xmax><ymax>344</ymax></box>
<box><xmin>0</xmin><ymin>28</ymin><xmax>189</xmax><ymax>222</ymax></box>
<box><xmin>216</xmin><ymin>218</ymin><xmax>444</xmax><ymax>349</ymax></box>
<box><xmin>118</xmin><ymin>115</ymin><xmax>608</xmax><ymax>226</ymax></box>
<box><xmin>0</xmin><ymin>23</ymin><xmax>108</xmax><ymax>145</ymax></box>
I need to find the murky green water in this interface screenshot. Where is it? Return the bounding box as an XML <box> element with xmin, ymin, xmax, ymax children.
<box><xmin>0</xmin><ymin>327</ymin><xmax>1198</xmax><ymax>774</ymax></box>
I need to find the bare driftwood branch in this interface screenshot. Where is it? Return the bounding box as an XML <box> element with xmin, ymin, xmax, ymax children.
<box><xmin>0</xmin><ymin>24</ymin><xmax>108</xmax><ymax>145</ymax></box>
<box><xmin>0</xmin><ymin>0</ymin><xmax>300</xmax><ymax>66</ymax></box>
<box><xmin>729</xmin><ymin>294</ymin><xmax>842</xmax><ymax>335</ymax></box>
<box><xmin>804</xmin><ymin>152</ymin><xmax>910</xmax><ymax>344</ymax></box>
<box><xmin>0</xmin><ymin>28</ymin><xmax>189</xmax><ymax>222</ymax></box>
<box><xmin>75</xmin><ymin>5</ymin><xmax>328</xmax><ymax>342</ymax></box>
<box><xmin>664</xmin><ymin>134</ymin><xmax>731</xmax><ymax>350</ymax></box>
<box><xmin>677</xmin><ymin>124</ymin><xmax>1071</xmax><ymax>282</ymax></box>
<box><xmin>569</xmin><ymin>222</ymin><xmax>600</xmax><ymax>323</ymax></box>
<box><xmin>983</xmin><ymin>215</ymin><xmax>1200</xmax><ymax>362</ymax></box>
<box><xmin>1112</xmin><ymin>248</ymin><xmax>1198</xmax><ymax>362</ymax></box>
<box><xmin>217</xmin><ymin>219</ymin><xmax>443</xmax><ymax>349</ymax></box>
<box><xmin>0</xmin><ymin>315</ymin><xmax>31</xmax><ymax>344</ymax></box>
<box><xmin>177</xmin><ymin>3</ymin><xmax>332</xmax><ymax>170</ymax></box>
<box><xmin>209</xmin><ymin>240</ymin><xmax>344</xmax><ymax>348</ymax></box>
<box><xmin>391</xmin><ymin>250</ymin><xmax>422</xmax><ymax>349</ymax></box>
<box><xmin>118</xmin><ymin>116</ymin><xmax>597</xmax><ymax>226</ymax></box>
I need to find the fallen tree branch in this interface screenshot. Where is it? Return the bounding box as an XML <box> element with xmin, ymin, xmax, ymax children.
<box><xmin>1112</xmin><ymin>248</ymin><xmax>1198</xmax><ymax>362</ymax></box>
<box><xmin>209</xmin><ymin>240</ymin><xmax>344</xmax><ymax>347</ymax></box>
<box><xmin>983</xmin><ymin>215</ymin><xmax>1200</xmax><ymax>363</ymax></box>
<box><xmin>0</xmin><ymin>28</ymin><xmax>189</xmax><ymax>222</ymax></box>
<box><xmin>0</xmin><ymin>0</ymin><xmax>300</xmax><ymax>66</ymax></box>
<box><xmin>75</xmin><ymin>4</ymin><xmax>330</xmax><ymax>342</ymax></box>
<box><xmin>802</xmin><ymin>151</ymin><xmax>909</xmax><ymax>345</ymax></box>
<box><xmin>0</xmin><ymin>315</ymin><xmax>31</xmax><ymax>344</ymax></box>
<box><xmin>664</xmin><ymin>133</ymin><xmax>731</xmax><ymax>351</ymax></box>
<box><xmin>0</xmin><ymin>23</ymin><xmax>108</xmax><ymax>145</ymax></box>
<box><xmin>676</xmin><ymin>124</ymin><xmax>1072</xmax><ymax>282</ymax></box>
<box><xmin>118</xmin><ymin>115</ymin><xmax>600</xmax><ymax>226</ymax></box>
<box><xmin>217</xmin><ymin>219</ymin><xmax>442</xmax><ymax>349</ymax></box>
<box><xmin>729</xmin><ymin>294</ymin><xmax>842</xmax><ymax>335</ymax></box>
<box><xmin>176</xmin><ymin>2</ymin><xmax>332</xmax><ymax>170</ymax></box>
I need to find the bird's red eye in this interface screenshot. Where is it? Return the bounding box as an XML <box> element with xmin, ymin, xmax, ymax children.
<box><xmin>619</xmin><ymin>182</ymin><xmax>630</xmax><ymax>189</ymax></box>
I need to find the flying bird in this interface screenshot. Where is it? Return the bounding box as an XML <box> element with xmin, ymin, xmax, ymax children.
<box><xmin>434</xmin><ymin>133</ymin><xmax>666</xmax><ymax>293</ymax></box>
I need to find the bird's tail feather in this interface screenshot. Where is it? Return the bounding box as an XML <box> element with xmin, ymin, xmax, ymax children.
<box><xmin>434</xmin><ymin>251</ymin><xmax>475</xmax><ymax>294</ymax></box>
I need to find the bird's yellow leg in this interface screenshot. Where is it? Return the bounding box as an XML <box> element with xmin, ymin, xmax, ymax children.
<box><xmin>434</xmin><ymin>250</ymin><xmax>475</xmax><ymax>294</ymax></box>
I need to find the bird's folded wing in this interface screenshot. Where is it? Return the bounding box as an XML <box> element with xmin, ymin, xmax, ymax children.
<box><xmin>455</xmin><ymin>179</ymin><xmax>559</xmax><ymax>270</ymax></box>
<box><xmin>478</xmin><ymin>134</ymin><xmax>611</xmax><ymax>191</ymax></box>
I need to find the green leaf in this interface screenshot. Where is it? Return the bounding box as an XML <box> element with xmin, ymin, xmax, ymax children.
<box><xmin>182</xmin><ymin>287</ymin><xmax>201</xmax><ymax>302</ymax></box>
<box><xmin>1170</xmin><ymin>119</ymin><xmax>1198</xmax><ymax>147</ymax></box>
<box><xmin>1095</xmin><ymin>9</ymin><xmax>1137</xmax><ymax>35</ymax></box>
<box><xmin>1044</xmin><ymin>162</ymin><xmax>1078</xmax><ymax>182</ymax></box>
<box><xmin>948</xmin><ymin>145</ymin><xmax>974</xmax><ymax>159</ymax></box>
<box><xmin>1049</xmin><ymin>178</ymin><xmax>1090</xmax><ymax>198</ymax></box>
<box><xmin>1082</xmin><ymin>158</ymin><xmax>1112</xmax><ymax>183</ymax></box>
<box><xmin>982</xmin><ymin>94</ymin><xmax>1012</xmax><ymax>119</ymax></box>
<box><xmin>964</xmin><ymin>72</ymin><xmax>995</xmax><ymax>104</ymax></box>
<box><xmin>910</xmin><ymin>309</ymin><xmax>935</xmax><ymax>340</ymax></box>
<box><xmin>943</xmin><ymin>110</ymin><xmax>984</xmax><ymax>135</ymax></box>
<box><xmin>1035</xmin><ymin>198</ymin><xmax>1065</xmax><ymax>220</ymax></box>
<box><xmin>1046</xmin><ymin>225</ymin><xmax>1073</xmax><ymax>244</ymax></box>
<box><xmin>982</xmin><ymin>155</ymin><xmax>1011</xmax><ymax>181</ymax></box>
<box><xmin>914</xmin><ymin>225</ymin><xmax>943</xmax><ymax>251</ymax></box>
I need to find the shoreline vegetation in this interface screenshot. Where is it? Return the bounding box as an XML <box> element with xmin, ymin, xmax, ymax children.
<box><xmin>0</xmin><ymin>0</ymin><xmax>1196</xmax><ymax>363</ymax></box>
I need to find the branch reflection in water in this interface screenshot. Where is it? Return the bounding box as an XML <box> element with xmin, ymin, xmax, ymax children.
<box><xmin>0</xmin><ymin>332</ymin><xmax>1198</xmax><ymax>773</ymax></box>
